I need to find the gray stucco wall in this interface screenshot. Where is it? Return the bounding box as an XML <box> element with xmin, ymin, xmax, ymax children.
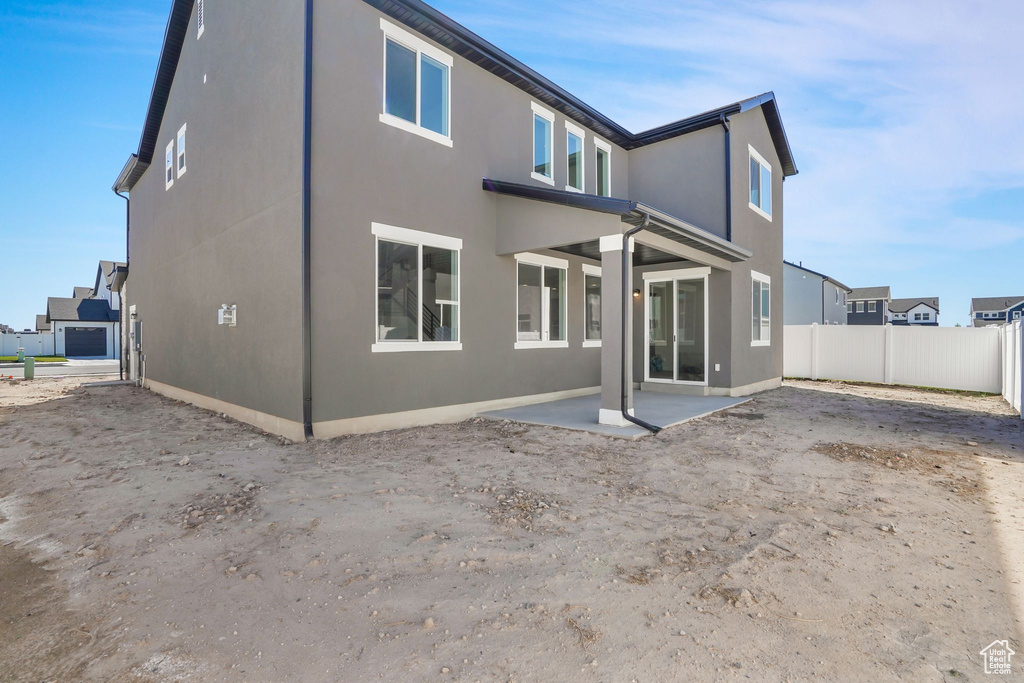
<box><xmin>726</xmin><ymin>109</ymin><xmax>784</xmax><ymax>388</ymax></box>
<box><xmin>126</xmin><ymin>0</ymin><xmax>305</xmax><ymax>422</ymax></box>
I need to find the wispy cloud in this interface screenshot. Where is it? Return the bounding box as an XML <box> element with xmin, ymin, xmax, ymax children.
<box><xmin>0</xmin><ymin>2</ymin><xmax>166</xmax><ymax>56</ymax></box>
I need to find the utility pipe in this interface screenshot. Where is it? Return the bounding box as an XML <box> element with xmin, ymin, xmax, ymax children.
<box><xmin>621</xmin><ymin>215</ymin><xmax>661</xmax><ymax>434</ymax></box>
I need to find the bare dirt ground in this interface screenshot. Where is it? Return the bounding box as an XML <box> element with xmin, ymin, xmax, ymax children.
<box><xmin>1</xmin><ymin>376</ymin><xmax>1022</xmax><ymax>681</ymax></box>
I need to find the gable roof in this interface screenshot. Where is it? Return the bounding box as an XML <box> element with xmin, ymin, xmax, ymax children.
<box><xmin>889</xmin><ymin>297</ymin><xmax>939</xmax><ymax>313</ymax></box>
<box><xmin>848</xmin><ymin>286</ymin><xmax>891</xmax><ymax>301</ymax></box>
<box><xmin>971</xmin><ymin>296</ymin><xmax>1024</xmax><ymax>312</ymax></box>
<box><xmin>46</xmin><ymin>297</ymin><xmax>118</xmax><ymax>323</ymax></box>
<box><xmin>115</xmin><ymin>0</ymin><xmax>797</xmax><ymax>192</ymax></box>
<box><xmin>783</xmin><ymin>260</ymin><xmax>850</xmax><ymax>292</ymax></box>
<box><xmin>35</xmin><ymin>315</ymin><xmax>51</xmax><ymax>332</ymax></box>
<box><xmin>73</xmin><ymin>286</ymin><xmax>95</xmax><ymax>299</ymax></box>
<box><xmin>95</xmin><ymin>260</ymin><xmax>127</xmax><ymax>291</ymax></box>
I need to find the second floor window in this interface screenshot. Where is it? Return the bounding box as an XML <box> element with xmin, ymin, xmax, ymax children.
<box><xmin>176</xmin><ymin>124</ymin><xmax>187</xmax><ymax>177</ymax></box>
<box><xmin>856</xmin><ymin>301</ymin><xmax>864</xmax><ymax>313</ymax></box>
<box><xmin>748</xmin><ymin>145</ymin><xmax>772</xmax><ymax>220</ymax></box>
<box><xmin>566</xmin><ymin>122</ymin><xmax>584</xmax><ymax>192</ymax></box>
<box><xmin>868</xmin><ymin>301</ymin><xmax>877</xmax><ymax>313</ymax></box>
<box><xmin>381</xmin><ymin>20</ymin><xmax>451</xmax><ymax>146</ymax></box>
<box><xmin>165</xmin><ymin>141</ymin><xmax>174</xmax><ymax>190</ymax></box>
<box><xmin>595</xmin><ymin>139</ymin><xmax>611</xmax><ymax>197</ymax></box>
<box><xmin>531</xmin><ymin>103</ymin><xmax>554</xmax><ymax>184</ymax></box>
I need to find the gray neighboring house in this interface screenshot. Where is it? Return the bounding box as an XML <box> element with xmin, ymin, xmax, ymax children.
<box><xmin>846</xmin><ymin>286</ymin><xmax>891</xmax><ymax>325</ymax></box>
<box><xmin>35</xmin><ymin>315</ymin><xmax>51</xmax><ymax>333</ymax></box>
<box><xmin>73</xmin><ymin>286</ymin><xmax>95</xmax><ymax>299</ymax></box>
<box><xmin>782</xmin><ymin>261</ymin><xmax>849</xmax><ymax>325</ymax></box>
<box><xmin>887</xmin><ymin>297</ymin><xmax>939</xmax><ymax>326</ymax></box>
<box><xmin>112</xmin><ymin>0</ymin><xmax>798</xmax><ymax>441</ymax></box>
<box><xmin>46</xmin><ymin>297</ymin><xmax>120</xmax><ymax>359</ymax></box>
<box><xmin>970</xmin><ymin>296</ymin><xmax>1024</xmax><ymax>327</ymax></box>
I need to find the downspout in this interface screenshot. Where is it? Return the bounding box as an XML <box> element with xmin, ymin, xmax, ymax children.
<box><xmin>621</xmin><ymin>215</ymin><xmax>661</xmax><ymax>434</ymax></box>
<box><xmin>720</xmin><ymin>114</ymin><xmax>732</xmax><ymax>242</ymax></box>
<box><xmin>300</xmin><ymin>0</ymin><xmax>314</xmax><ymax>439</ymax></box>
<box><xmin>115</xmin><ymin>189</ymin><xmax>129</xmax><ymax>381</ymax></box>
<box><xmin>821</xmin><ymin>279</ymin><xmax>826</xmax><ymax>325</ymax></box>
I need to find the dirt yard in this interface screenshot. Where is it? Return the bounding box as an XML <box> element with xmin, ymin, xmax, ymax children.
<box><xmin>1</xmin><ymin>377</ymin><xmax>1022</xmax><ymax>681</ymax></box>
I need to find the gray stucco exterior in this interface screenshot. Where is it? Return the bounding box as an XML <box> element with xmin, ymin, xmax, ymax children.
<box><xmin>117</xmin><ymin>0</ymin><xmax>796</xmax><ymax>439</ymax></box>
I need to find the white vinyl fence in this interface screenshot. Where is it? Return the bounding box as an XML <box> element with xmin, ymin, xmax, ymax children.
<box><xmin>0</xmin><ymin>331</ymin><xmax>55</xmax><ymax>357</ymax></box>
<box><xmin>785</xmin><ymin>323</ymin><xmax>1022</xmax><ymax>414</ymax></box>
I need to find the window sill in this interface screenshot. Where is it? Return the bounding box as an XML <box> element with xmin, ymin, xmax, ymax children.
<box><xmin>530</xmin><ymin>171</ymin><xmax>555</xmax><ymax>186</ymax></box>
<box><xmin>582</xmin><ymin>340</ymin><xmax>601</xmax><ymax>348</ymax></box>
<box><xmin>514</xmin><ymin>340</ymin><xmax>569</xmax><ymax>350</ymax></box>
<box><xmin>565</xmin><ymin>185</ymin><xmax>584</xmax><ymax>194</ymax></box>
<box><xmin>748</xmin><ymin>202</ymin><xmax>772</xmax><ymax>222</ymax></box>
<box><xmin>750</xmin><ymin>340</ymin><xmax>771</xmax><ymax>347</ymax></box>
<box><xmin>372</xmin><ymin>341</ymin><xmax>462</xmax><ymax>353</ymax></box>
<box><xmin>379</xmin><ymin>113</ymin><xmax>452</xmax><ymax>148</ymax></box>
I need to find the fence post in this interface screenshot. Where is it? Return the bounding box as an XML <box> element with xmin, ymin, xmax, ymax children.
<box><xmin>883</xmin><ymin>323</ymin><xmax>894</xmax><ymax>385</ymax></box>
<box><xmin>810</xmin><ymin>323</ymin><xmax>819</xmax><ymax>380</ymax></box>
<box><xmin>1018</xmin><ymin>320</ymin><xmax>1023</xmax><ymax>421</ymax></box>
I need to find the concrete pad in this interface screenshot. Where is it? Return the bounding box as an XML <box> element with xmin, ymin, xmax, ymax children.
<box><xmin>478</xmin><ymin>391</ymin><xmax>750</xmax><ymax>438</ymax></box>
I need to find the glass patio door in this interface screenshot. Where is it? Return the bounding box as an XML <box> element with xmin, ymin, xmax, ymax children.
<box><xmin>645</xmin><ymin>272</ymin><xmax>707</xmax><ymax>385</ymax></box>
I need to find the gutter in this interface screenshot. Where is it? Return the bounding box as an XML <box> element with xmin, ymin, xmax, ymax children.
<box><xmin>300</xmin><ymin>0</ymin><xmax>314</xmax><ymax>439</ymax></box>
<box><xmin>620</xmin><ymin>215</ymin><xmax>660</xmax><ymax>434</ymax></box>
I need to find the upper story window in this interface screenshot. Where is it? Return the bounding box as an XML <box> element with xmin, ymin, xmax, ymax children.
<box><xmin>565</xmin><ymin>121</ymin><xmax>584</xmax><ymax>192</ymax></box>
<box><xmin>531</xmin><ymin>103</ymin><xmax>554</xmax><ymax>185</ymax></box>
<box><xmin>847</xmin><ymin>302</ymin><xmax>852</xmax><ymax>313</ymax></box>
<box><xmin>380</xmin><ymin>19</ymin><xmax>452</xmax><ymax>147</ymax></box>
<box><xmin>197</xmin><ymin>0</ymin><xmax>204</xmax><ymax>39</ymax></box>
<box><xmin>372</xmin><ymin>223</ymin><xmax>461</xmax><ymax>352</ymax></box>
<box><xmin>595</xmin><ymin>139</ymin><xmax>611</xmax><ymax>197</ymax></box>
<box><xmin>515</xmin><ymin>253</ymin><xmax>568</xmax><ymax>349</ymax></box>
<box><xmin>583</xmin><ymin>264</ymin><xmax>601</xmax><ymax>347</ymax></box>
<box><xmin>176</xmin><ymin>124</ymin><xmax>187</xmax><ymax>178</ymax></box>
<box><xmin>834</xmin><ymin>289</ymin><xmax>840</xmax><ymax>305</ymax></box>
<box><xmin>748</xmin><ymin>144</ymin><xmax>772</xmax><ymax>221</ymax></box>
<box><xmin>868</xmin><ymin>301</ymin><xmax>877</xmax><ymax>313</ymax></box>
<box><xmin>165</xmin><ymin>140</ymin><xmax>174</xmax><ymax>190</ymax></box>
<box><xmin>751</xmin><ymin>271</ymin><xmax>770</xmax><ymax>346</ymax></box>
<box><xmin>856</xmin><ymin>301</ymin><xmax>864</xmax><ymax>313</ymax></box>
<box><xmin>1015</xmin><ymin>311</ymin><xmax>1021</xmax><ymax>320</ymax></box>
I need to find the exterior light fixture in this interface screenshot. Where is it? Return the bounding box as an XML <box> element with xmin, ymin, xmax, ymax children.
<box><xmin>632</xmin><ymin>289</ymin><xmax>641</xmax><ymax>299</ymax></box>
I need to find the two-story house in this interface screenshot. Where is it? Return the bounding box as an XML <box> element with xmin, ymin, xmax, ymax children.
<box><xmin>971</xmin><ymin>297</ymin><xmax>1024</xmax><ymax>327</ymax></box>
<box><xmin>846</xmin><ymin>286</ymin><xmax>890</xmax><ymax>325</ymax></box>
<box><xmin>111</xmin><ymin>0</ymin><xmax>797</xmax><ymax>440</ymax></box>
<box><xmin>782</xmin><ymin>261</ymin><xmax>849</xmax><ymax>325</ymax></box>
<box><xmin>43</xmin><ymin>260</ymin><xmax>125</xmax><ymax>358</ymax></box>
<box><xmin>887</xmin><ymin>297</ymin><xmax>939</xmax><ymax>326</ymax></box>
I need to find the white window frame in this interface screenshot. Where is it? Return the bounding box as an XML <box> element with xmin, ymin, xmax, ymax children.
<box><xmin>868</xmin><ymin>300</ymin><xmax>877</xmax><ymax>313</ymax></box>
<box><xmin>531</xmin><ymin>102</ymin><xmax>555</xmax><ymax>186</ymax></box>
<box><xmin>514</xmin><ymin>252</ymin><xmax>569</xmax><ymax>349</ymax></box>
<box><xmin>565</xmin><ymin>120</ymin><xmax>585</xmax><ymax>193</ymax></box>
<box><xmin>176</xmin><ymin>123</ymin><xmax>187</xmax><ymax>178</ymax></box>
<box><xmin>379</xmin><ymin>19</ymin><xmax>453</xmax><ymax>148</ymax></box>
<box><xmin>582</xmin><ymin>263</ymin><xmax>601</xmax><ymax>348</ymax></box>
<box><xmin>856</xmin><ymin>301</ymin><xmax>864</xmax><ymax>313</ymax></box>
<box><xmin>197</xmin><ymin>0</ymin><xmax>204</xmax><ymax>39</ymax></box>
<box><xmin>748</xmin><ymin>144</ymin><xmax>772</xmax><ymax>221</ymax></box>
<box><xmin>371</xmin><ymin>222</ymin><xmax>462</xmax><ymax>352</ymax></box>
<box><xmin>594</xmin><ymin>138</ymin><xmax>611</xmax><ymax>197</ymax></box>
<box><xmin>847</xmin><ymin>302</ymin><xmax>852</xmax><ymax>313</ymax></box>
<box><xmin>751</xmin><ymin>270</ymin><xmax>771</xmax><ymax>347</ymax></box>
<box><xmin>165</xmin><ymin>140</ymin><xmax>174</xmax><ymax>190</ymax></box>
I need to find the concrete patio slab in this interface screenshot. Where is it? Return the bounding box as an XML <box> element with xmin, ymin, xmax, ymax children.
<box><xmin>478</xmin><ymin>391</ymin><xmax>750</xmax><ymax>438</ymax></box>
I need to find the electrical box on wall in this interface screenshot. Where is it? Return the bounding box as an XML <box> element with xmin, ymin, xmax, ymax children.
<box><xmin>218</xmin><ymin>304</ymin><xmax>237</xmax><ymax>327</ymax></box>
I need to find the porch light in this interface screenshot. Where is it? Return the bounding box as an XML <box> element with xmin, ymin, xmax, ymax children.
<box><xmin>633</xmin><ymin>289</ymin><xmax>641</xmax><ymax>299</ymax></box>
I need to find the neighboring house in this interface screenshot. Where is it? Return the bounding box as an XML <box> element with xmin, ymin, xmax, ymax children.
<box><xmin>887</xmin><ymin>297</ymin><xmax>938</xmax><ymax>326</ymax></box>
<box><xmin>95</xmin><ymin>260</ymin><xmax>126</xmax><ymax>312</ymax></box>
<box><xmin>846</xmin><ymin>286</ymin><xmax>891</xmax><ymax>325</ymax></box>
<box><xmin>35</xmin><ymin>315</ymin><xmax>51</xmax><ymax>333</ymax></box>
<box><xmin>112</xmin><ymin>0</ymin><xmax>797</xmax><ymax>440</ymax></box>
<box><xmin>782</xmin><ymin>261</ymin><xmax>849</xmax><ymax>325</ymax></box>
<box><xmin>73</xmin><ymin>286</ymin><xmax>95</xmax><ymax>299</ymax></box>
<box><xmin>45</xmin><ymin>297</ymin><xmax>120</xmax><ymax>359</ymax></box>
<box><xmin>970</xmin><ymin>296</ymin><xmax>1024</xmax><ymax>327</ymax></box>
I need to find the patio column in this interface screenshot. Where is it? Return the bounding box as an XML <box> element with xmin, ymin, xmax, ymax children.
<box><xmin>598</xmin><ymin>234</ymin><xmax>634</xmax><ymax>426</ymax></box>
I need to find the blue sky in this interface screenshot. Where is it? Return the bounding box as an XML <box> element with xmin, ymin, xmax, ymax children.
<box><xmin>1</xmin><ymin>0</ymin><xmax>1022</xmax><ymax>329</ymax></box>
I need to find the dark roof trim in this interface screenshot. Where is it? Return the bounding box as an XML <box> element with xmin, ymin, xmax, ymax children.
<box><xmin>114</xmin><ymin>0</ymin><xmax>192</xmax><ymax>192</ymax></box>
<box><xmin>368</xmin><ymin>0</ymin><xmax>796</xmax><ymax>175</ymax></box>
<box><xmin>482</xmin><ymin>178</ymin><xmax>752</xmax><ymax>263</ymax></box>
<box><xmin>783</xmin><ymin>260</ymin><xmax>850</xmax><ymax>292</ymax></box>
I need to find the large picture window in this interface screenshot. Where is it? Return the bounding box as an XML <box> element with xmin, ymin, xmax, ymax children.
<box><xmin>373</xmin><ymin>223</ymin><xmax>461</xmax><ymax>352</ymax></box>
<box><xmin>751</xmin><ymin>271</ymin><xmax>771</xmax><ymax>346</ymax></box>
<box><xmin>748</xmin><ymin>145</ymin><xmax>772</xmax><ymax>220</ymax></box>
<box><xmin>531</xmin><ymin>102</ymin><xmax>554</xmax><ymax>185</ymax></box>
<box><xmin>583</xmin><ymin>264</ymin><xmax>601</xmax><ymax>347</ymax></box>
<box><xmin>515</xmin><ymin>253</ymin><xmax>568</xmax><ymax>349</ymax></box>
<box><xmin>380</xmin><ymin>19</ymin><xmax>452</xmax><ymax>146</ymax></box>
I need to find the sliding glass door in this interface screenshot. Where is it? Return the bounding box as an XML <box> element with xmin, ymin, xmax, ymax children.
<box><xmin>645</xmin><ymin>270</ymin><xmax>708</xmax><ymax>385</ymax></box>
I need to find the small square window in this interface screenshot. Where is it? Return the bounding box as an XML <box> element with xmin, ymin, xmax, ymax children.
<box><xmin>868</xmin><ymin>301</ymin><xmax>877</xmax><ymax>313</ymax></box>
<box><xmin>856</xmin><ymin>301</ymin><xmax>864</xmax><ymax>313</ymax></box>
